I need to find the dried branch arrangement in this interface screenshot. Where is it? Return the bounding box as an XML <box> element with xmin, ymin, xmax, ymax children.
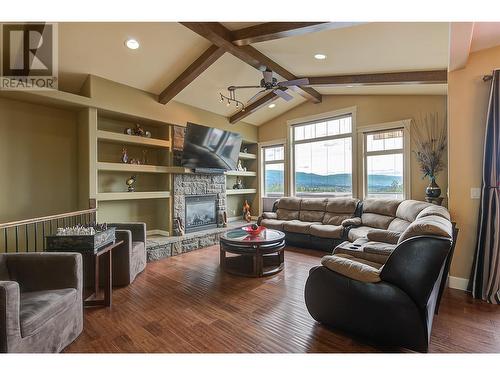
<box><xmin>412</xmin><ymin>112</ymin><xmax>447</xmax><ymax>180</ymax></box>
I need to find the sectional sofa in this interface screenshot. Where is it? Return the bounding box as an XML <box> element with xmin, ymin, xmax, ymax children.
<box><xmin>258</xmin><ymin>197</ymin><xmax>457</xmax><ymax>352</ymax></box>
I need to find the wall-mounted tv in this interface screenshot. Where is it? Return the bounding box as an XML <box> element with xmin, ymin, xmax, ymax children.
<box><xmin>181</xmin><ymin>123</ymin><xmax>242</xmax><ymax>171</ymax></box>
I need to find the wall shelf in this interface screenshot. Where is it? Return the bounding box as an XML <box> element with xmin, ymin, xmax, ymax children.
<box><xmin>226</xmin><ymin>189</ymin><xmax>257</xmax><ymax>195</ymax></box>
<box><xmin>225</xmin><ymin>170</ymin><xmax>257</xmax><ymax>177</ymax></box>
<box><xmin>97</xmin><ymin>162</ymin><xmax>170</xmax><ymax>174</ymax></box>
<box><xmin>239</xmin><ymin>152</ymin><xmax>257</xmax><ymax>160</ymax></box>
<box><xmin>97</xmin><ymin>130</ymin><xmax>171</xmax><ymax>148</ymax></box>
<box><xmin>97</xmin><ymin>191</ymin><xmax>171</xmax><ymax>201</ymax></box>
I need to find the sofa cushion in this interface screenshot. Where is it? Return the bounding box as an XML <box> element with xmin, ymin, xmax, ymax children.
<box><xmin>395</xmin><ymin>200</ymin><xmax>432</xmax><ymax>222</ymax></box>
<box><xmin>300</xmin><ymin>210</ymin><xmax>325</xmax><ymax>222</ymax></box>
<box><xmin>260</xmin><ymin>218</ymin><xmax>287</xmax><ymax>230</ymax></box>
<box><xmin>277</xmin><ymin>197</ymin><xmax>301</xmax><ymax>210</ymax></box>
<box><xmin>276</xmin><ymin>208</ymin><xmax>299</xmax><ymax>221</ymax></box>
<box><xmin>333</xmin><ymin>239</ymin><xmax>389</xmax><ymax>264</ymax></box>
<box><xmin>261</xmin><ymin>212</ymin><xmax>277</xmax><ymax>220</ymax></box>
<box><xmin>310</xmin><ymin>224</ymin><xmax>343</xmax><ymax>239</ymax></box>
<box><xmin>366</xmin><ymin>229</ymin><xmax>401</xmax><ymax>244</ymax></box>
<box><xmin>325</xmin><ymin>198</ymin><xmax>359</xmax><ymax>214</ymax></box>
<box><xmin>334</xmin><ymin>253</ymin><xmax>384</xmax><ymax>269</ymax></box>
<box><xmin>362</xmin><ymin>198</ymin><xmax>402</xmax><ymax>217</ymax></box>
<box><xmin>361</xmin><ymin>212</ymin><xmax>395</xmax><ymax>230</ymax></box>
<box><xmin>347</xmin><ymin>226</ymin><xmax>372</xmax><ymax>241</ymax></box>
<box><xmin>300</xmin><ymin>198</ymin><xmax>327</xmax><ymax>211</ymax></box>
<box><xmin>363</xmin><ymin>241</ymin><xmax>397</xmax><ymax>256</ymax></box>
<box><xmin>387</xmin><ymin>218</ymin><xmax>411</xmax><ymax>233</ymax></box>
<box><xmin>20</xmin><ymin>288</ymin><xmax>77</xmax><ymax>337</ymax></box>
<box><xmin>283</xmin><ymin>220</ymin><xmax>320</xmax><ymax>234</ymax></box>
<box><xmin>398</xmin><ymin>215</ymin><xmax>453</xmax><ymax>243</ymax></box>
<box><xmin>416</xmin><ymin>205</ymin><xmax>451</xmax><ymax>221</ymax></box>
<box><xmin>321</xmin><ymin>255</ymin><xmax>381</xmax><ymax>283</ymax></box>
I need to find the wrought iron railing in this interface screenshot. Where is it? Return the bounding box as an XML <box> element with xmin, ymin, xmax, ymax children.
<box><xmin>0</xmin><ymin>203</ymin><xmax>97</xmax><ymax>253</ymax></box>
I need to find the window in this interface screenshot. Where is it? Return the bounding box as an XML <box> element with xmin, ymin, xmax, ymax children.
<box><xmin>262</xmin><ymin>145</ymin><xmax>285</xmax><ymax>197</ymax></box>
<box><xmin>363</xmin><ymin>127</ymin><xmax>408</xmax><ymax>199</ymax></box>
<box><xmin>292</xmin><ymin>114</ymin><xmax>353</xmax><ymax>197</ymax></box>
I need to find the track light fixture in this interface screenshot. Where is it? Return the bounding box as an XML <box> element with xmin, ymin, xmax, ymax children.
<box><xmin>219</xmin><ymin>89</ymin><xmax>245</xmax><ymax>112</ymax></box>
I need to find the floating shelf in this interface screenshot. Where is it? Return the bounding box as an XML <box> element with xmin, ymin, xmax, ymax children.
<box><xmin>226</xmin><ymin>189</ymin><xmax>257</xmax><ymax>195</ymax></box>
<box><xmin>97</xmin><ymin>162</ymin><xmax>170</xmax><ymax>174</ymax></box>
<box><xmin>225</xmin><ymin>170</ymin><xmax>257</xmax><ymax>177</ymax></box>
<box><xmin>238</xmin><ymin>152</ymin><xmax>257</xmax><ymax>160</ymax></box>
<box><xmin>97</xmin><ymin>191</ymin><xmax>171</xmax><ymax>201</ymax></box>
<box><xmin>97</xmin><ymin>130</ymin><xmax>171</xmax><ymax>148</ymax></box>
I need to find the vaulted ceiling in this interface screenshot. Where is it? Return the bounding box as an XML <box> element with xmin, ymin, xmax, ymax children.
<box><xmin>58</xmin><ymin>22</ymin><xmax>450</xmax><ymax>126</ymax></box>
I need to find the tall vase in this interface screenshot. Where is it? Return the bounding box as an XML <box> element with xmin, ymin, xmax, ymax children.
<box><xmin>425</xmin><ymin>176</ymin><xmax>441</xmax><ymax>198</ymax></box>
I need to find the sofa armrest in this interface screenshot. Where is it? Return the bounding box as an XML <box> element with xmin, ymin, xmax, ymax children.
<box><xmin>109</xmin><ymin>223</ymin><xmax>146</xmax><ymax>243</ymax></box>
<box><xmin>380</xmin><ymin>236</ymin><xmax>452</xmax><ymax>309</ymax></box>
<box><xmin>261</xmin><ymin>212</ymin><xmax>278</xmax><ymax>220</ymax></box>
<box><xmin>366</xmin><ymin>229</ymin><xmax>401</xmax><ymax>245</ymax></box>
<box><xmin>4</xmin><ymin>253</ymin><xmax>82</xmax><ymax>293</ymax></box>
<box><xmin>0</xmin><ymin>280</ymin><xmax>21</xmax><ymax>352</ymax></box>
<box><xmin>341</xmin><ymin>217</ymin><xmax>362</xmax><ymax>227</ymax></box>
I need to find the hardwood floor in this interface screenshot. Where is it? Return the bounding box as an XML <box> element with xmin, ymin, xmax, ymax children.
<box><xmin>65</xmin><ymin>246</ymin><xmax>500</xmax><ymax>353</ymax></box>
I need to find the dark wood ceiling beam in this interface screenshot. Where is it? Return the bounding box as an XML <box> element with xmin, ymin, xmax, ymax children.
<box><xmin>158</xmin><ymin>45</ymin><xmax>225</xmax><ymax>104</ymax></box>
<box><xmin>229</xmin><ymin>91</ymin><xmax>279</xmax><ymax>124</ymax></box>
<box><xmin>231</xmin><ymin>22</ymin><xmax>335</xmax><ymax>46</ymax></box>
<box><xmin>180</xmin><ymin>22</ymin><xmax>322</xmax><ymax>104</ymax></box>
<box><xmin>305</xmin><ymin>70</ymin><xmax>448</xmax><ymax>86</ymax></box>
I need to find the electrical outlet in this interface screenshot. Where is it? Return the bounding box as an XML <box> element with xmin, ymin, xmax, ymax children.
<box><xmin>471</xmin><ymin>187</ymin><xmax>481</xmax><ymax>199</ymax></box>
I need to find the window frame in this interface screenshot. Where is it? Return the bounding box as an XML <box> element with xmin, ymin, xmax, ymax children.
<box><xmin>287</xmin><ymin>107</ymin><xmax>358</xmax><ymax>198</ymax></box>
<box><xmin>358</xmin><ymin>119</ymin><xmax>411</xmax><ymax>200</ymax></box>
<box><xmin>260</xmin><ymin>142</ymin><xmax>286</xmax><ymax>198</ymax></box>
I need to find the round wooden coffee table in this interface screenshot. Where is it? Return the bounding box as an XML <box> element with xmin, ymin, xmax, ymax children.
<box><xmin>219</xmin><ymin>228</ymin><xmax>286</xmax><ymax>277</ymax></box>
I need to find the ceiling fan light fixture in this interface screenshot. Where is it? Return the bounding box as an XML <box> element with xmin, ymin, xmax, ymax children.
<box><xmin>314</xmin><ymin>53</ymin><xmax>327</xmax><ymax>60</ymax></box>
<box><xmin>125</xmin><ymin>38</ymin><xmax>140</xmax><ymax>50</ymax></box>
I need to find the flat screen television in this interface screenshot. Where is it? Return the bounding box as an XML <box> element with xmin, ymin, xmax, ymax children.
<box><xmin>181</xmin><ymin>123</ymin><xmax>242</xmax><ymax>171</ymax></box>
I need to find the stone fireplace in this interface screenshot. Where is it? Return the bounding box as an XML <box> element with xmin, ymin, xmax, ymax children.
<box><xmin>184</xmin><ymin>194</ymin><xmax>217</xmax><ymax>232</ymax></box>
<box><xmin>173</xmin><ymin>173</ymin><xmax>226</xmax><ymax>233</ymax></box>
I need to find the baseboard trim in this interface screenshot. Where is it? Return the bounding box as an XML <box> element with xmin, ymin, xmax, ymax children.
<box><xmin>448</xmin><ymin>276</ymin><xmax>469</xmax><ymax>291</ymax></box>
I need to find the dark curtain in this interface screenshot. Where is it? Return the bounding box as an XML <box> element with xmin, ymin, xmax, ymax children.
<box><xmin>470</xmin><ymin>69</ymin><xmax>500</xmax><ymax>304</ymax></box>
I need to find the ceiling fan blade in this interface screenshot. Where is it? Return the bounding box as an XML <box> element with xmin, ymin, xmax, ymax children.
<box><xmin>277</xmin><ymin>78</ymin><xmax>310</xmax><ymax>87</ymax></box>
<box><xmin>247</xmin><ymin>89</ymin><xmax>267</xmax><ymax>104</ymax></box>
<box><xmin>228</xmin><ymin>85</ymin><xmax>262</xmax><ymax>90</ymax></box>
<box><xmin>274</xmin><ymin>89</ymin><xmax>294</xmax><ymax>102</ymax></box>
<box><xmin>262</xmin><ymin>69</ymin><xmax>274</xmax><ymax>84</ymax></box>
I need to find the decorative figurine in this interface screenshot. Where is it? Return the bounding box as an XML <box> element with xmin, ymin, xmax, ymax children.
<box><xmin>124</xmin><ymin>124</ymin><xmax>151</xmax><ymax>138</ymax></box>
<box><xmin>242</xmin><ymin>147</ymin><xmax>248</xmax><ymax>154</ymax></box>
<box><xmin>233</xmin><ymin>177</ymin><xmax>243</xmax><ymax>189</ymax></box>
<box><xmin>142</xmin><ymin>149</ymin><xmax>148</xmax><ymax>165</ymax></box>
<box><xmin>133</xmin><ymin>123</ymin><xmax>145</xmax><ymax>137</ymax></box>
<box><xmin>129</xmin><ymin>158</ymin><xmax>140</xmax><ymax>165</ymax></box>
<box><xmin>121</xmin><ymin>147</ymin><xmax>129</xmax><ymax>163</ymax></box>
<box><xmin>126</xmin><ymin>175</ymin><xmax>136</xmax><ymax>192</ymax></box>
<box><xmin>242</xmin><ymin>200</ymin><xmax>251</xmax><ymax>223</ymax></box>
<box><xmin>237</xmin><ymin>160</ymin><xmax>245</xmax><ymax>171</ymax></box>
<box><xmin>173</xmin><ymin>216</ymin><xmax>185</xmax><ymax>236</ymax></box>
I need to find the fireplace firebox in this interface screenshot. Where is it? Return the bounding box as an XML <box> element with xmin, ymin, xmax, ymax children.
<box><xmin>184</xmin><ymin>194</ymin><xmax>218</xmax><ymax>233</ymax></box>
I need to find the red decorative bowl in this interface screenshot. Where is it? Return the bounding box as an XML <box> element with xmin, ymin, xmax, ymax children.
<box><xmin>241</xmin><ymin>225</ymin><xmax>266</xmax><ymax>236</ymax></box>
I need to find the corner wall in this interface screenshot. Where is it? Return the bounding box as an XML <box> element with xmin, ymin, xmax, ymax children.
<box><xmin>448</xmin><ymin>46</ymin><xmax>500</xmax><ymax>279</ymax></box>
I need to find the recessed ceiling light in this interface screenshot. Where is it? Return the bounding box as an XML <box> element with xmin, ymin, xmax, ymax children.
<box><xmin>346</xmin><ymin>85</ymin><xmax>354</xmax><ymax>88</ymax></box>
<box><xmin>125</xmin><ymin>38</ymin><xmax>140</xmax><ymax>50</ymax></box>
<box><xmin>268</xmin><ymin>103</ymin><xmax>276</xmax><ymax>109</ymax></box>
<box><xmin>314</xmin><ymin>53</ymin><xmax>327</xmax><ymax>60</ymax></box>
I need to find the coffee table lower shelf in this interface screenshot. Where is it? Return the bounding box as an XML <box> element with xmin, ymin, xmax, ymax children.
<box><xmin>222</xmin><ymin>253</ymin><xmax>284</xmax><ymax>277</ymax></box>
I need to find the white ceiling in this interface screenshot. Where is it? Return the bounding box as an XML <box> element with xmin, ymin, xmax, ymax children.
<box><xmin>471</xmin><ymin>22</ymin><xmax>500</xmax><ymax>52</ymax></box>
<box><xmin>57</xmin><ymin>22</ymin><xmax>450</xmax><ymax>126</ymax></box>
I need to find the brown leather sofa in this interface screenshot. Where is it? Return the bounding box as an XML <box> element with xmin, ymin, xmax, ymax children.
<box><xmin>258</xmin><ymin>197</ymin><xmax>360</xmax><ymax>250</ymax></box>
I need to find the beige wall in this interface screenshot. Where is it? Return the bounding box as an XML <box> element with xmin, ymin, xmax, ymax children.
<box><xmin>0</xmin><ymin>97</ymin><xmax>79</xmax><ymax>222</ymax></box>
<box><xmin>448</xmin><ymin>46</ymin><xmax>500</xmax><ymax>279</ymax></box>
<box><xmin>258</xmin><ymin>95</ymin><xmax>448</xmax><ymax>202</ymax></box>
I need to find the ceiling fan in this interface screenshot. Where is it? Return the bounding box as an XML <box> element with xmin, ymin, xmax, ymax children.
<box><xmin>226</xmin><ymin>68</ymin><xmax>310</xmax><ymax>104</ymax></box>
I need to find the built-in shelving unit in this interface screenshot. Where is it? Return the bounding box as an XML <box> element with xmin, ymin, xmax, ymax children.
<box><xmin>238</xmin><ymin>152</ymin><xmax>257</xmax><ymax>160</ymax></box>
<box><xmin>226</xmin><ymin>188</ymin><xmax>257</xmax><ymax>195</ymax></box>
<box><xmin>97</xmin><ymin>162</ymin><xmax>171</xmax><ymax>174</ymax></box>
<box><xmin>97</xmin><ymin>130</ymin><xmax>171</xmax><ymax>148</ymax></box>
<box><xmin>225</xmin><ymin>170</ymin><xmax>257</xmax><ymax>177</ymax></box>
<box><xmin>97</xmin><ymin>191</ymin><xmax>171</xmax><ymax>201</ymax></box>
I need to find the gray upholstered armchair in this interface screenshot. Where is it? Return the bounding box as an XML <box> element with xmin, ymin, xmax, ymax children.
<box><xmin>108</xmin><ymin>223</ymin><xmax>147</xmax><ymax>286</ymax></box>
<box><xmin>0</xmin><ymin>252</ymin><xmax>83</xmax><ymax>353</ymax></box>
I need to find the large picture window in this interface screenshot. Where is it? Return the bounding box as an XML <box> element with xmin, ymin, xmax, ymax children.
<box><xmin>292</xmin><ymin>115</ymin><xmax>353</xmax><ymax>197</ymax></box>
<box><xmin>262</xmin><ymin>145</ymin><xmax>285</xmax><ymax>198</ymax></box>
<box><xmin>363</xmin><ymin>127</ymin><xmax>408</xmax><ymax>199</ymax></box>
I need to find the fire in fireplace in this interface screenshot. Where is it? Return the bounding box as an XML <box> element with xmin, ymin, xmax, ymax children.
<box><xmin>185</xmin><ymin>194</ymin><xmax>217</xmax><ymax>233</ymax></box>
